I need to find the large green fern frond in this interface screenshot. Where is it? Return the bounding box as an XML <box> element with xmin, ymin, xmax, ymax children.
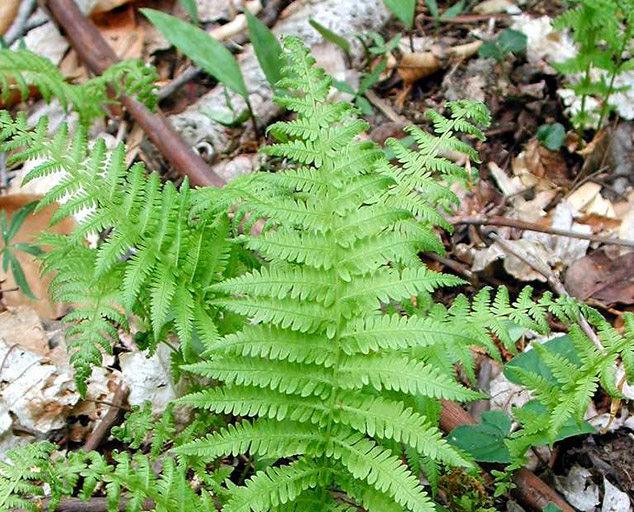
<box><xmin>0</xmin><ymin>113</ymin><xmax>237</xmax><ymax>393</ymax></box>
<box><xmin>179</xmin><ymin>36</ymin><xmax>491</xmax><ymax>511</ymax></box>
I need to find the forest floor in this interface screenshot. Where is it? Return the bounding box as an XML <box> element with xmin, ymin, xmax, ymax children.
<box><xmin>1</xmin><ymin>0</ymin><xmax>634</xmax><ymax>511</ymax></box>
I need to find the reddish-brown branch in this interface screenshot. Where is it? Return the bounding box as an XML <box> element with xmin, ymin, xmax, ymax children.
<box><xmin>42</xmin><ymin>0</ymin><xmax>225</xmax><ymax>188</ymax></box>
<box><xmin>82</xmin><ymin>382</ymin><xmax>128</xmax><ymax>452</ymax></box>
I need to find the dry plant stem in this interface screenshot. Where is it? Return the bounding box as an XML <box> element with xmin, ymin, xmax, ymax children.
<box><xmin>42</xmin><ymin>0</ymin><xmax>225</xmax><ymax>188</ymax></box>
<box><xmin>82</xmin><ymin>382</ymin><xmax>128</xmax><ymax>452</ymax></box>
<box><xmin>450</xmin><ymin>214</ymin><xmax>634</xmax><ymax>249</ymax></box>
<box><xmin>488</xmin><ymin>232</ymin><xmax>605</xmax><ymax>351</ymax></box>
<box><xmin>439</xmin><ymin>400</ymin><xmax>575</xmax><ymax>512</ymax></box>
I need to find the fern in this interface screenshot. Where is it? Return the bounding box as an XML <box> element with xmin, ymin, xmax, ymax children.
<box><xmin>0</xmin><ymin>442</ymin><xmax>56</xmax><ymax>511</ymax></box>
<box><xmin>553</xmin><ymin>0</ymin><xmax>634</xmax><ymax>131</ymax></box>
<box><xmin>0</xmin><ymin>113</ymin><xmax>243</xmax><ymax>395</ymax></box>
<box><xmin>0</xmin><ymin>442</ymin><xmax>218</xmax><ymax>512</ymax></box>
<box><xmin>174</xmin><ymin>37</ymin><xmax>501</xmax><ymax>512</ymax></box>
<box><xmin>507</xmin><ymin>314</ymin><xmax>634</xmax><ymax>461</ymax></box>
<box><xmin>0</xmin><ymin>49</ymin><xmax>157</xmax><ymax>124</ymax></box>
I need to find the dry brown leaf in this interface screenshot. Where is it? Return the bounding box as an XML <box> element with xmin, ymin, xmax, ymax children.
<box><xmin>577</xmin><ymin>213</ymin><xmax>621</xmax><ymax>233</ymax></box>
<box><xmin>0</xmin><ymin>194</ymin><xmax>75</xmax><ymax>319</ymax></box>
<box><xmin>0</xmin><ymin>0</ymin><xmax>19</xmax><ymax>35</ymax></box>
<box><xmin>524</xmin><ymin>137</ymin><xmax>570</xmax><ymax>186</ymax></box>
<box><xmin>91</xmin><ymin>0</ymin><xmax>132</xmax><ymax>14</ymax></box>
<box><xmin>566</xmin><ymin>251</ymin><xmax>634</xmax><ymax>305</ymax></box>
<box><xmin>92</xmin><ymin>5</ymin><xmax>145</xmax><ymax>60</ymax></box>
<box><xmin>397</xmin><ymin>41</ymin><xmax>482</xmax><ymax>85</ymax></box>
<box><xmin>568</xmin><ymin>182</ymin><xmax>602</xmax><ymax>212</ymax></box>
<box><xmin>0</xmin><ymin>306</ymin><xmax>49</xmax><ymax>358</ymax></box>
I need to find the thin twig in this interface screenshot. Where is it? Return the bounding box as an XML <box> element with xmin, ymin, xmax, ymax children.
<box><xmin>4</xmin><ymin>0</ymin><xmax>37</xmax><ymax>46</ymax></box>
<box><xmin>158</xmin><ymin>66</ymin><xmax>202</xmax><ymax>101</ymax></box>
<box><xmin>0</xmin><ymin>343</ymin><xmax>19</xmax><ymax>380</ymax></box>
<box><xmin>450</xmin><ymin>214</ymin><xmax>634</xmax><ymax>249</ymax></box>
<box><xmin>364</xmin><ymin>90</ymin><xmax>407</xmax><ymax>124</ymax></box>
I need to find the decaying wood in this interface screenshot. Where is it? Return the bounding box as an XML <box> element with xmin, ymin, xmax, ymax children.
<box><xmin>42</xmin><ymin>0</ymin><xmax>225</xmax><ymax>188</ymax></box>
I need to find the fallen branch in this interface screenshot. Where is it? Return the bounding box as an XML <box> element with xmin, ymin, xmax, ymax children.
<box><xmin>42</xmin><ymin>0</ymin><xmax>225</xmax><ymax>188</ymax></box>
<box><xmin>82</xmin><ymin>382</ymin><xmax>128</xmax><ymax>452</ymax></box>
<box><xmin>450</xmin><ymin>214</ymin><xmax>634</xmax><ymax>249</ymax></box>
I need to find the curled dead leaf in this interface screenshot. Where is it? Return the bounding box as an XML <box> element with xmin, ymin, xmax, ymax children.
<box><xmin>397</xmin><ymin>41</ymin><xmax>482</xmax><ymax>85</ymax></box>
<box><xmin>524</xmin><ymin>137</ymin><xmax>570</xmax><ymax>186</ymax></box>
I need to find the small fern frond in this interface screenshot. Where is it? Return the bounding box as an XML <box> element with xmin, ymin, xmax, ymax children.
<box><xmin>0</xmin><ymin>49</ymin><xmax>157</xmax><ymax>124</ymax></box>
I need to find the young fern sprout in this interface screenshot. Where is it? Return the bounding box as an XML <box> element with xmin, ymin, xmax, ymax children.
<box><xmin>553</xmin><ymin>0</ymin><xmax>634</xmax><ymax>137</ymax></box>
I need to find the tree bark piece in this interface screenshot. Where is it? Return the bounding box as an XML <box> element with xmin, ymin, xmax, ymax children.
<box><xmin>42</xmin><ymin>0</ymin><xmax>225</xmax><ymax>188</ymax></box>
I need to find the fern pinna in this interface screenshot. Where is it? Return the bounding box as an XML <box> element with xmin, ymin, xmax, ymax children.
<box><xmin>174</xmin><ymin>37</ymin><xmax>493</xmax><ymax>512</ymax></box>
<box><xmin>0</xmin><ymin>112</ymin><xmax>237</xmax><ymax>395</ymax></box>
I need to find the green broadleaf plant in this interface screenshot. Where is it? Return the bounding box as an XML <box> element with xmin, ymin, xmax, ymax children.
<box><xmin>141</xmin><ymin>9</ymin><xmax>248</xmax><ymax>99</ymax></box>
<box><xmin>179</xmin><ymin>0</ymin><xmax>199</xmax><ymax>24</ymax></box>
<box><xmin>448</xmin><ymin>411</ymin><xmax>513</xmax><ymax>463</ymax></box>
<box><xmin>0</xmin><ymin>201</ymin><xmax>43</xmax><ymax>299</ymax></box>
<box><xmin>246</xmin><ymin>9</ymin><xmax>284</xmax><ymax>89</ymax></box>
<box><xmin>385</xmin><ymin>0</ymin><xmax>417</xmax><ymax>29</ymax></box>
<box><xmin>478</xmin><ymin>28</ymin><xmax>527</xmax><ymax>62</ymax></box>
<box><xmin>309</xmin><ymin>19</ymin><xmax>351</xmax><ymax>57</ymax></box>
<box><xmin>537</xmin><ymin>123</ymin><xmax>566</xmax><ymax>151</ymax></box>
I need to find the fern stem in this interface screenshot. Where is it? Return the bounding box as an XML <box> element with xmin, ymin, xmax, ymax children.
<box><xmin>596</xmin><ymin>29</ymin><xmax>630</xmax><ymax>132</ymax></box>
<box><xmin>245</xmin><ymin>97</ymin><xmax>259</xmax><ymax>142</ymax></box>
